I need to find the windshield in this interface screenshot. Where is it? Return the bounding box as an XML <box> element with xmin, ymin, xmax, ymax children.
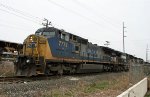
<box><xmin>42</xmin><ymin>32</ymin><xmax>55</xmax><ymax>37</ymax></box>
<box><xmin>35</xmin><ymin>32</ymin><xmax>42</xmax><ymax>35</ymax></box>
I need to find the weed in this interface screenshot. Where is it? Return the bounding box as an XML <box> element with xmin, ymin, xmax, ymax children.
<box><xmin>84</xmin><ymin>81</ymin><xmax>110</xmax><ymax>93</ymax></box>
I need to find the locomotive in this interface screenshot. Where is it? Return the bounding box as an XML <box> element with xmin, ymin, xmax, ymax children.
<box><xmin>14</xmin><ymin>27</ymin><xmax>143</xmax><ymax>76</ymax></box>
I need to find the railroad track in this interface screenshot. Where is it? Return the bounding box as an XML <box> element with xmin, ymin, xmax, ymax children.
<box><xmin>0</xmin><ymin>75</ymin><xmax>53</xmax><ymax>84</ymax></box>
<box><xmin>0</xmin><ymin>73</ymin><xmax>66</xmax><ymax>84</ymax></box>
<box><xmin>0</xmin><ymin>77</ymin><xmax>32</xmax><ymax>84</ymax></box>
<box><xmin>0</xmin><ymin>72</ymin><xmax>111</xmax><ymax>84</ymax></box>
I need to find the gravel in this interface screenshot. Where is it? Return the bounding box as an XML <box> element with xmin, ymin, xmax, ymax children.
<box><xmin>0</xmin><ymin>61</ymin><xmax>130</xmax><ymax>97</ymax></box>
<box><xmin>0</xmin><ymin>61</ymin><xmax>14</xmax><ymax>77</ymax></box>
<box><xmin>0</xmin><ymin>72</ymin><xmax>130</xmax><ymax>97</ymax></box>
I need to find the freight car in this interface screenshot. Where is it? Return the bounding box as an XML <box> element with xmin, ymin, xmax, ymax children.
<box><xmin>14</xmin><ymin>27</ymin><xmax>142</xmax><ymax>76</ymax></box>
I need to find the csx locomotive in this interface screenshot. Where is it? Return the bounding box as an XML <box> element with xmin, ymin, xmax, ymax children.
<box><xmin>14</xmin><ymin>27</ymin><xmax>143</xmax><ymax>76</ymax></box>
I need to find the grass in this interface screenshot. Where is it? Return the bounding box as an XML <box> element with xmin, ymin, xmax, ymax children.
<box><xmin>145</xmin><ymin>95</ymin><xmax>150</xmax><ymax>97</ymax></box>
<box><xmin>42</xmin><ymin>75</ymin><xmax>129</xmax><ymax>97</ymax></box>
<box><xmin>84</xmin><ymin>81</ymin><xmax>110</xmax><ymax>93</ymax></box>
<box><xmin>43</xmin><ymin>89</ymin><xmax>74</xmax><ymax>97</ymax></box>
<box><xmin>145</xmin><ymin>90</ymin><xmax>150</xmax><ymax>97</ymax></box>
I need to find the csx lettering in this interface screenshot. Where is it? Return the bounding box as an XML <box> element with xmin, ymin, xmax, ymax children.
<box><xmin>59</xmin><ymin>41</ymin><xmax>68</xmax><ymax>47</ymax></box>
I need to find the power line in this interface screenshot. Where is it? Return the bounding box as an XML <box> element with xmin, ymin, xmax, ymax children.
<box><xmin>47</xmin><ymin>0</ymin><xmax>110</xmax><ymax>29</ymax></box>
<box><xmin>0</xmin><ymin>23</ymin><xmax>33</xmax><ymax>31</ymax></box>
<box><xmin>47</xmin><ymin>0</ymin><xmax>122</xmax><ymax>33</ymax></box>
<box><xmin>71</xmin><ymin>0</ymin><xmax>121</xmax><ymax>31</ymax></box>
<box><xmin>0</xmin><ymin>8</ymin><xmax>41</xmax><ymax>25</ymax></box>
<box><xmin>0</xmin><ymin>3</ymin><xmax>42</xmax><ymax>22</ymax></box>
<box><xmin>0</xmin><ymin>18</ymin><xmax>40</xmax><ymax>28</ymax></box>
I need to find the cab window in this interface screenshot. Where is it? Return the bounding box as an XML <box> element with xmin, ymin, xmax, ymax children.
<box><xmin>42</xmin><ymin>32</ymin><xmax>55</xmax><ymax>37</ymax></box>
<box><xmin>35</xmin><ymin>32</ymin><xmax>42</xmax><ymax>35</ymax></box>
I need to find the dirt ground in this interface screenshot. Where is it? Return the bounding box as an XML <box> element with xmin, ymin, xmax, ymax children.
<box><xmin>0</xmin><ymin>61</ymin><xmax>130</xmax><ymax>97</ymax></box>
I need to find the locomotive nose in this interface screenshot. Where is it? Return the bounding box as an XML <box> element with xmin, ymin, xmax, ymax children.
<box><xmin>26</xmin><ymin>35</ymin><xmax>38</xmax><ymax>49</ymax></box>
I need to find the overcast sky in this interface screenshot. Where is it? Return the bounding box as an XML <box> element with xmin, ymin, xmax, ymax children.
<box><xmin>0</xmin><ymin>0</ymin><xmax>150</xmax><ymax>60</ymax></box>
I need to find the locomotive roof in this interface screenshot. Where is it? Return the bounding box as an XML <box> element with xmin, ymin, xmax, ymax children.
<box><xmin>35</xmin><ymin>27</ymin><xmax>88</xmax><ymax>42</ymax></box>
<box><xmin>35</xmin><ymin>27</ymin><xmax>58</xmax><ymax>33</ymax></box>
<box><xmin>100</xmin><ymin>46</ymin><xmax>123</xmax><ymax>55</ymax></box>
<box><xmin>101</xmin><ymin>46</ymin><xmax>143</xmax><ymax>60</ymax></box>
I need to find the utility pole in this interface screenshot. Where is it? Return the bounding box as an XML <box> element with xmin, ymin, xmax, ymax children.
<box><xmin>146</xmin><ymin>45</ymin><xmax>149</xmax><ymax>62</ymax></box>
<box><xmin>42</xmin><ymin>18</ymin><xmax>51</xmax><ymax>28</ymax></box>
<box><xmin>123</xmin><ymin>22</ymin><xmax>126</xmax><ymax>53</ymax></box>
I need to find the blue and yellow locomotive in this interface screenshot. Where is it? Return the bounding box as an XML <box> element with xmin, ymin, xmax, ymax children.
<box><xmin>15</xmin><ymin>27</ymin><xmax>131</xmax><ymax>76</ymax></box>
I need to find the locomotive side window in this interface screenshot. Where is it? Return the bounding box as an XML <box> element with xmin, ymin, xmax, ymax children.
<box><xmin>73</xmin><ymin>35</ymin><xmax>77</xmax><ymax>41</ymax></box>
<box><xmin>69</xmin><ymin>34</ymin><xmax>79</xmax><ymax>42</ymax></box>
<box><xmin>65</xmin><ymin>34</ymin><xmax>69</xmax><ymax>41</ymax></box>
<box><xmin>58</xmin><ymin>31</ymin><xmax>61</xmax><ymax>38</ymax></box>
<box><xmin>69</xmin><ymin>34</ymin><xmax>73</xmax><ymax>40</ymax></box>
<box><xmin>75</xmin><ymin>46</ymin><xmax>79</xmax><ymax>51</ymax></box>
<box><xmin>61</xmin><ymin>34</ymin><xmax>65</xmax><ymax>40</ymax></box>
<box><xmin>60</xmin><ymin>33</ymin><xmax>69</xmax><ymax>41</ymax></box>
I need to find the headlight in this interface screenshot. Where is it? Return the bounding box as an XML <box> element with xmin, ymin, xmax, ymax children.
<box><xmin>29</xmin><ymin>36</ymin><xmax>37</xmax><ymax>42</ymax></box>
<box><xmin>29</xmin><ymin>36</ymin><xmax>33</xmax><ymax>42</ymax></box>
<box><xmin>26</xmin><ymin>59</ymin><xmax>30</xmax><ymax>63</ymax></box>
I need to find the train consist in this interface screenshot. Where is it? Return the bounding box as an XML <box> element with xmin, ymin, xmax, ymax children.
<box><xmin>14</xmin><ymin>27</ymin><xmax>144</xmax><ymax>76</ymax></box>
